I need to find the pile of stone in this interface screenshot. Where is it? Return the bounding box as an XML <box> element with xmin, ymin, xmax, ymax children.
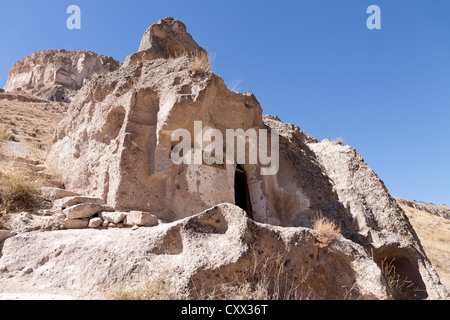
<box><xmin>49</xmin><ymin>195</ymin><xmax>159</xmax><ymax>230</ymax></box>
<box><xmin>0</xmin><ymin>156</ymin><xmax>159</xmax><ymax>232</ymax></box>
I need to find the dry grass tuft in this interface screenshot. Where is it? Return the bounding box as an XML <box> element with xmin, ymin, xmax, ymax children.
<box><xmin>194</xmin><ymin>250</ymin><xmax>313</xmax><ymax>300</ymax></box>
<box><xmin>227</xmin><ymin>79</ymin><xmax>243</xmax><ymax>93</ymax></box>
<box><xmin>24</xmin><ymin>140</ymin><xmax>46</xmax><ymax>162</ymax></box>
<box><xmin>44</xmin><ymin>163</ymin><xmax>64</xmax><ymax>187</ymax></box>
<box><xmin>190</xmin><ymin>51</ymin><xmax>214</xmax><ymax>75</ymax></box>
<box><xmin>380</xmin><ymin>257</ymin><xmax>416</xmax><ymax>299</ymax></box>
<box><xmin>312</xmin><ymin>215</ymin><xmax>341</xmax><ymax>248</ymax></box>
<box><xmin>0</xmin><ymin>99</ymin><xmax>65</xmax><ymax>151</ymax></box>
<box><xmin>333</xmin><ymin>137</ymin><xmax>344</xmax><ymax>145</ymax></box>
<box><xmin>0</xmin><ymin>126</ymin><xmax>12</xmax><ymax>142</ymax></box>
<box><xmin>0</xmin><ymin>160</ymin><xmax>43</xmax><ymax>214</ymax></box>
<box><xmin>174</xmin><ymin>50</ymin><xmax>215</xmax><ymax>75</ymax></box>
<box><xmin>107</xmin><ymin>274</ymin><xmax>179</xmax><ymax>300</ymax></box>
<box><xmin>107</xmin><ymin>251</ymin><xmax>315</xmax><ymax>300</ymax></box>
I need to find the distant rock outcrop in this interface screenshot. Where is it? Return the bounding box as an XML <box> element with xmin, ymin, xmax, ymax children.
<box><xmin>4</xmin><ymin>49</ymin><xmax>121</xmax><ymax>102</ymax></box>
<box><xmin>395</xmin><ymin>198</ymin><xmax>450</xmax><ymax>220</ymax></box>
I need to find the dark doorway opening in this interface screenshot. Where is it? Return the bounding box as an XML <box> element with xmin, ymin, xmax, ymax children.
<box><xmin>235</xmin><ymin>165</ymin><xmax>253</xmax><ymax>219</ymax></box>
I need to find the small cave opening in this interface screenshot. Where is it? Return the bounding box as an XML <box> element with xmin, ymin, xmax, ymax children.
<box><xmin>234</xmin><ymin>165</ymin><xmax>253</xmax><ymax>219</ymax></box>
<box><xmin>375</xmin><ymin>249</ymin><xmax>428</xmax><ymax>300</ymax></box>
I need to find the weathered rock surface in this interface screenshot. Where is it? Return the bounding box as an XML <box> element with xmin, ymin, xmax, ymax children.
<box><xmin>124</xmin><ymin>17</ymin><xmax>207</xmax><ymax>67</ymax></box>
<box><xmin>41</xmin><ymin>187</ymin><xmax>81</xmax><ymax>202</ymax></box>
<box><xmin>0</xmin><ymin>204</ymin><xmax>389</xmax><ymax>300</ymax></box>
<box><xmin>0</xmin><ymin>212</ymin><xmax>64</xmax><ymax>234</ymax></box>
<box><xmin>4</xmin><ymin>49</ymin><xmax>121</xmax><ymax>102</ymax></box>
<box><xmin>395</xmin><ymin>197</ymin><xmax>450</xmax><ymax>220</ymax></box>
<box><xmin>307</xmin><ymin>138</ymin><xmax>449</xmax><ymax>300</ymax></box>
<box><xmin>49</xmin><ymin>48</ymin><xmax>264</xmax><ymax>221</ymax></box>
<box><xmin>63</xmin><ymin>203</ymin><xmax>104</xmax><ymax>220</ymax></box>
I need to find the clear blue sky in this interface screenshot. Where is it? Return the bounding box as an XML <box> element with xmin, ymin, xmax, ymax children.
<box><xmin>1</xmin><ymin>0</ymin><xmax>449</xmax><ymax>204</ymax></box>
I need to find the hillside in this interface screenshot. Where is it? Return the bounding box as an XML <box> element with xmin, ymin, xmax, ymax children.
<box><xmin>400</xmin><ymin>205</ymin><xmax>450</xmax><ymax>291</ymax></box>
<box><xmin>396</xmin><ymin>197</ymin><xmax>450</xmax><ymax>220</ymax></box>
<box><xmin>0</xmin><ymin>92</ymin><xmax>66</xmax><ymax>157</ymax></box>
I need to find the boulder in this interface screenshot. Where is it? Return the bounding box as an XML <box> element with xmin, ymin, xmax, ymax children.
<box><xmin>88</xmin><ymin>218</ymin><xmax>103</xmax><ymax>228</ymax></box>
<box><xmin>99</xmin><ymin>212</ymin><xmax>127</xmax><ymax>224</ymax></box>
<box><xmin>63</xmin><ymin>218</ymin><xmax>89</xmax><ymax>229</ymax></box>
<box><xmin>123</xmin><ymin>211</ymin><xmax>158</xmax><ymax>227</ymax></box>
<box><xmin>63</xmin><ymin>203</ymin><xmax>103</xmax><ymax>220</ymax></box>
<box><xmin>53</xmin><ymin>196</ymin><xmax>104</xmax><ymax>210</ymax></box>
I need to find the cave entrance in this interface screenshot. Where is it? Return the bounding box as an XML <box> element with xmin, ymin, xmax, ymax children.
<box><xmin>375</xmin><ymin>250</ymin><xmax>428</xmax><ymax>300</ymax></box>
<box><xmin>234</xmin><ymin>165</ymin><xmax>253</xmax><ymax>219</ymax></box>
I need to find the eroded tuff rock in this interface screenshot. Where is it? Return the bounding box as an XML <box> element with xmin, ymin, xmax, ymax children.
<box><xmin>4</xmin><ymin>49</ymin><xmax>121</xmax><ymax>102</ymax></box>
<box><xmin>124</xmin><ymin>17</ymin><xmax>207</xmax><ymax>67</ymax></box>
<box><xmin>307</xmin><ymin>139</ymin><xmax>449</xmax><ymax>299</ymax></box>
<box><xmin>0</xmin><ymin>204</ymin><xmax>389</xmax><ymax>300</ymax></box>
<box><xmin>41</xmin><ymin>17</ymin><xmax>450</xmax><ymax>299</ymax></box>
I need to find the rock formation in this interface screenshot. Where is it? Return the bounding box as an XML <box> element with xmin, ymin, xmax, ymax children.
<box><xmin>395</xmin><ymin>197</ymin><xmax>450</xmax><ymax>220</ymax></box>
<box><xmin>4</xmin><ymin>49</ymin><xmax>121</xmax><ymax>102</ymax></box>
<box><xmin>0</xmin><ymin>204</ymin><xmax>389</xmax><ymax>300</ymax></box>
<box><xmin>124</xmin><ymin>17</ymin><xmax>207</xmax><ymax>66</ymax></box>
<box><xmin>0</xmin><ymin>17</ymin><xmax>448</xmax><ymax>300</ymax></box>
